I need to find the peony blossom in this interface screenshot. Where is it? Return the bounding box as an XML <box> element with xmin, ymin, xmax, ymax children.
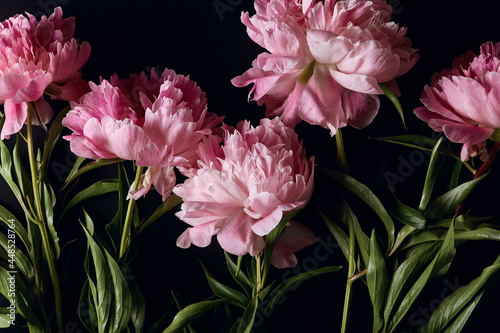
<box><xmin>62</xmin><ymin>68</ymin><xmax>222</xmax><ymax>200</ymax></box>
<box><xmin>0</xmin><ymin>7</ymin><xmax>91</xmax><ymax>139</ymax></box>
<box><xmin>232</xmin><ymin>0</ymin><xmax>418</xmax><ymax>135</ymax></box>
<box><xmin>414</xmin><ymin>42</ymin><xmax>500</xmax><ymax>161</ymax></box>
<box><xmin>174</xmin><ymin>117</ymin><xmax>316</xmax><ymax>267</ymax></box>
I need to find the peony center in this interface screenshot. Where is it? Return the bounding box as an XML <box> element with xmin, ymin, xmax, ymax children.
<box><xmin>297</xmin><ymin>60</ymin><xmax>316</xmax><ymax>85</ymax></box>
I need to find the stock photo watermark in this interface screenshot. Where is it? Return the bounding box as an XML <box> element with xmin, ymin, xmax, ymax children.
<box><xmin>5</xmin><ymin>219</ymin><xmax>17</xmax><ymax>326</ymax></box>
<box><xmin>383</xmin><ymin>132</ymin><xmax>442</xmax><ymax>190</ymax></box>
<box><xmin>400</xmin><ymin>276</ymin><xmax>463</xmax><ymax>333</ymax></box>
<box><xmin>212</xmin><ymin>0</ymin><xmax>244</xmax><ymax>22</ymax></box>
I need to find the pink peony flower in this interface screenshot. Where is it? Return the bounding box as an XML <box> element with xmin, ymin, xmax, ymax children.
<box><xmin>174</xmin><ymin>117</ymin><xmax>316</xmax><ymax>267</ymax></box>
<box><xmin>62</xmin><ymin>68</ymin><xmax>223</xmax><ymax>200</ymax></box>
<box><xmin>232</xmin><ymin>0</ymin><xmax>418</xmax><ymax>135</ymax></box>
<box><xmin>0</xmin><ymin>7</ymin><xmax>91</xmax><ymax>139</ymax></box>
<box><xmin>414</xmin><ymin>42</ymin><xmax>500</xmax><ymax>161</ymax></box>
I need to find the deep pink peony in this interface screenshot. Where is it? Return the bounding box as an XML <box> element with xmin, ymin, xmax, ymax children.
<box><xmin>232</xmin><ymin>0</ymin><xmax>418</xmax><ymax>135</ymax></box>
<box><xmin>0</xmin><ymin>7</ymin><xmax>91</xmax><ymax>139</ymax></box>
<box><xmin>414</xmin><ymin>42</ymin><xmax>500</xmax><ymax>161</ymax></box>
<box><xmin>62</xmin><ymin>68</ymin><xmax>222</xmax><ymax>200</ymax></box>
<box><xmin>174</xmin><ymin>117</ymin><xmax>316</xmax><ymax>267</ymax></box>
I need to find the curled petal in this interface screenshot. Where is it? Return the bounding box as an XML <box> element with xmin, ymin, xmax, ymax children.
<box><xmin>1</xmin><ymin>99</ymin><xmax>27</xmax><ymax>139</ymax></box>
<box><xmin>271</xmin><ymin>221</ymin><xmax>318</xmax><ymax>269</ymax></box>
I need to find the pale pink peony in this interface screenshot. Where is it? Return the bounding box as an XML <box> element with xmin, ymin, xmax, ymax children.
<box><xmin>232</xmin><ymin>0</ymin><xmax>418</xmax><ymax>135</ymax></box>
<box><xmin>62</xmin><ymin>68</ymin><xmax>222</xmax><ymax>200</ymax></box>
<box><xmin>414</xmin><ymin>42</ymin><xmax>500</xmax><ymax>161</ymax></box>
<box><xmin>174</xmin><ymin>117</ymin><xmax>316</xmax><ymax>267</ymax></box>
<box><xmin>0</xmin><ymin>7</ymin><xmax>91</xmax><ymax>139</ymax></box>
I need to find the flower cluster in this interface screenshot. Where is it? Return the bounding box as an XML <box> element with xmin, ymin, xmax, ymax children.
<box><xmin>63</xmin><ymin>68</ymin><xmax>223</xmax><ymax>200</ymax></box>
<box><xmin>414</xmin><ymin>42</ymin><xmax>500</xmax><ymax>161</ymax></box>
<box><xmin>174</xmin><ymin>117</ymin><xmax>316</xmax><ymax>267</ymax></box>
<box><xmin>232</xmin><ymin>0</ymin><xmax>418</xmax><ymax>135</ymax></box>
<box><xmin>0</xmin><ymin>8</ymin><xmax>90</xmax><ymax>139</ymax></box>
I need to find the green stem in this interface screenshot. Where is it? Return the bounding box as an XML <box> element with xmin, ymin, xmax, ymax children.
<box><xmin>335</xmin><ymin>128</ymin><xmax>350</xmax><ymax>174</ymax></box>
<box><xmin>340</xmin><ymin>211</ymin><xmax>356</xmax><ymax>333</ymax></box>
<box><xmin>255</xmin><ymin>253</ymin><xmax>262</xmax><ymax>295</ymax></box>
<box><xmin>119</xmin><ymin>165</ymin><xmax>144</xmax><ymax>259</ymax></box>
<box><xmin>26</xmin><ymin>106</ymin><xmax>63</xmax><ymax>333</ymax></box>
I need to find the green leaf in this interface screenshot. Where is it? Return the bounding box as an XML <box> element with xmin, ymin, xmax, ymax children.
<box><xmin>12</xmin><ymin>137</ymin><xmax>32</xmax><ymax>200</ymax></box>
<box><xmin>367</xmin><ymin>230</ymin><xmax>388</xmax><ymax>333</ymax></box>
<box><xmin>104</xmin><ymin>251</ymin><xmax>132</xmax><ymax>333</ymax></box>
<box><xmin>0</xmin><ymin>140</ymin><xmax>31</xmax><ymax>216</ymax></box>
<box><xmin>0</xmin><ymin>267</ymin><xmax>44</xmax><ymax>332</ymax></box>
<box><xmin>320</xmin><ymin>210</ymin><xmax>350</xmax><ymax>262</ymax></box>
<box><xmin>106</xmin><ymin>162</ymin><xmax>131</xmax><ymax>253</ymax></box>
<box><xmin>81</xmin><ymin>212</ymin><xmax>111</xmax><ymax>332</ymax></box>
<box><xmin>398</xmin><ymin>227</ymin><xmax>500</xmax><ymax>252</ymax></box>
<box><xmin>79</xmin><ymin>280</ymin><xmax>99</xmax><ymax>333</ymax></box>
<box><xmin>442</xmin><ymin>291</ymin><xmax>484</xmax><ymax>333</ymax></box>
<box><xmin>200</xmin><ymin>261</ymin><xmax>250</xmax><ymax>307</ymax></box>
<box><xmin>425</xmin><ymin>174</ymin><xmax>487</xmax><ymax>219</ymax></box>
<box><xmin>383</xmin><ymin>242</ymin><xmax>440</xmax><ymax>328</ymax></box>
<box><xmin>41</xmin><ymin>180</ymin><xmax>60</xmax><ymax>257</ymax></box>
<box><xmin>162</xmin><ymin>299</ymin><xmax>226</xmax><ymax>333</ymax></box>
<box><xmin>64</xmin><ymin>156</ymin><xmax>86</xmax><ymax>185</ymax></box>
<box><xmin>347</xmin><ymin>202</ymin><xmax>371</xmax><ymax>268</ymax></box>
<box><xmin>374</xmin><ymin>135</ymin><xmax>437</xmax><ymax>151</ymax></box>
<box><xmin>0</xmin><ymin>310</ymin><xmax>12</xmax><ymax>328</ymax></box>
<box><xmin>265</xmin><ymin>266</ymin><xmax>341</xmax><ymax>314</ymax></box>
<box><xmin>379</xmin><ymin>83</ymin><xmax>406</xmax><ymax>130</ymax></box>
<box><xmin>419</xmin><ymin>136</ymin><xmax>445</xmax><ymax>211</ymax></box>
<box><xmin>40</xmin><ymin>105</ymin><xmax>70</xmax><ymax>175</ymax></box>
<box><xmin>391</xmin><ymin>225</ymin><xmax>417</xmax><ymax>256</ymax></box>
<box><xmin>319</xmin><ymin>167</ymin><xmax>395</xmax><ymax>250</ymax></box>
<box><xmin>425</xmin><ymin>255</ymin><xmax>500</xmax><ymax>332</ymax></box>
<box><xmin>428</xmin><ymin>214</ymin><xmax>495</xmax><ymax>230</ymax></box>
<box><xmin>126</xmin><ymin>267</ymin><xmax>145</xmax><ymax>333</ymax></box>
<box><xmin>224</xmin><ymin>252</ymin><xmax>253</xmax><ymax>298</ymax></box>
<box><xmin>386</xmin><ymin>221</ymin><xmax>455</xmax><ymax>332</ymax></box>
<box><xmin>0</xmin><ymin>232</ymin><xmax>34</xmax><ymax>281</ymax></box>
<box><xmin>61</xmin><ymin>179</ymin><xmax>119</xmax><ymax>218</ymax></box>
<box><xmin>384</xmin><ymin>188</ymin><xmax>426</xmax><ymax>229</ymax></box>
<box><xmin>236</xmin><ymin>297</ymin><xmax>259</xmax><ymax>333</ymax></box>
<box><xmin>0</xmin><ymin>205</ymin><xmax>29</xmax><ymax>249</ymax></box>
<box><xmin>137</xmin><ymin>194</ymin><xmax>183</xmax><ymax>234</ymax></box>
<box><xmin>64</xmin><ymin>157</ymin><xmax>123</xmax><ymax>187</ymax></box>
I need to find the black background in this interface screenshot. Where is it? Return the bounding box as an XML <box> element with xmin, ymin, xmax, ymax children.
<box><xmin>1</xmin><ymin>0</ymin><xmax>500</xmax><ymax>332</ymax></box>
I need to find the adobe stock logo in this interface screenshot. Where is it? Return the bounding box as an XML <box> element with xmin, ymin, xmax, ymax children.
<box><xmin>212</xmin><ymin>0</ymin><xmax>244</xmax><ymax>22</ymax></box>
<box><xmin>383</xmin><ymin>132</ymin><xmax>442</xmax><ymax>190</ymax></box>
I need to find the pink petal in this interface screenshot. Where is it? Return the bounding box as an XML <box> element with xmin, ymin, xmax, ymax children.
<box><xmin>12</xmin><ymin>73</ymin><xmax>53</xmax><ymax>104</ymax></box>
<box><xmin>49</xmin><ymin>78</ymin><xmax>90</xmax><ymax>101</ymax></box>
<box><xmin>271</xmin><ymin>221</ymin><xmax>317</xmax><ymax>269</ymax></box>
<box><xmin>341</xmin><ymin>89</ymin><xmax>380</xmax><ymax>129</ymax></box>
<box><xmin>442</xmin><ymin>123</ymin><xmax>493</xmax><ymax>145</ymax></box>
<box><xmin>330</xmin><ymin>70</ymin><xmax>383</xmax><ymax>94</ymax></box>
<box><xmin>298</xmin><ymin>63</ymin><xmax>343</xmax><ymax>135</ymax></box>
<box><xmin>30</xmin><ymin>97</ymin><xmax>54</xmax><ymax>126</ymax></box>
<box><xmin>1</xmin><ymin>100</ymin><xmax>27</xmax><ymax>139</ymax></box>
<box><xmin>217</xmin><ymin>211</ymin><xmax>265</xmax><ymax>257</ymax></box>
<box><xmin>0</xmin><ymin>73</ymin><xmax>30</xmax><ymax>100</ymax></box>
<box><xmin>307</xmin><ymin>29</ymin><xmax>354</xmax><ymax>64</ymax></box>
<box><xmin>177</xmin><ymin>220</ymin><xmax>220</xmax><ymax>249</ymax></box>
<box><xmin>153</xmin><ymin>166</ymin><xmax>177</xmax><ymax>201</ymax></box>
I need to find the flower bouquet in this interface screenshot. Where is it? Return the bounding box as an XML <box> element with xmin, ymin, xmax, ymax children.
<box><xmin>0</xmin><ymin>1</ymin><xmax>499</xmax><ymax>332</ymax></box>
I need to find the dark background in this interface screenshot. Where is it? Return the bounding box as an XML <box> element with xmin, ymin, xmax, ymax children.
<box><xmin>1</xmin><ymin>0</ymin><xmax>500</xmax><ymax>332</ymax></box>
